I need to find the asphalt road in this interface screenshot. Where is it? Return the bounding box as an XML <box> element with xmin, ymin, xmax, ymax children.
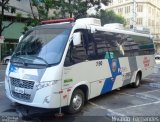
<box><xmin>1</xmin><ymin>64</ymin><xmax>160</xmax><ymax>122</ymax></box>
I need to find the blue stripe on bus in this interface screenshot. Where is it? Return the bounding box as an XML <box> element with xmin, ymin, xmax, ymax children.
<box><xmin>8</xmin><ymin>64</ymin><xmax>17</xmax><ymax>75</ymax></box>
<box><xmin>101</xmin><ymin>59</ymin><xmax>122</xmax><ymax>94</ymax></box>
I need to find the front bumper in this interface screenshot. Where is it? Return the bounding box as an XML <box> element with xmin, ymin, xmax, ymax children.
<box><xmin>5</xmin><ymin>78</ymin><xmax>61</xmax><ymax>109</ymax></box>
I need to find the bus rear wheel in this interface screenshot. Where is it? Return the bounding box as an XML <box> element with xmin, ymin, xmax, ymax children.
<box><xmin>132</xmin><ymin>73</ymin><xmax>141</xmax><ymax>88</ymax></box>
<box><xmin>68</xmin><ymin>89</ymin><xmax>84</xmax><ymax>114</ymax></box>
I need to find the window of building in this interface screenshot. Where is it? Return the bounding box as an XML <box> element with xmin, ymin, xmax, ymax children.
<box><xmin>118</xmin><ymin>8</ymin><xmax>123</xmax><ymax>14</ymax></box>
<box><xmin>148</xmin><ymin>7</ymin><xmax>151</xmax><ymax>13</ymax></box>
<box><xmin>126</xmin><ymin>18</ymin><xmax>130</xmax><ymax>25</ymax></box>
<box><xmin>152</xmin><ymin>20</ymin><xmax>155</xmax><ymax>26</ymax></box>
<box><xmin>148</xmin><ymin>19</ymin><xmax>151</xmax><ymax>26</ymax></box>
<box><xmin>125</xmin><ymin>6</ymin><xmax>130</xmax><ymax>13</ymax></box>
<box><xmin>118</xmin><ymin>0</ymin><xmax>123</xmax><ymax>3</ymax></box>
<box><xmin>110</xmin><ymin>0</ymin><xmax>113</xmax><ymax>5</ymax></box>
<box><xmin>137</xmin><ymin>18</ymin><xmax>143</xmax><ymax>25</ymax></box>
<box><xmin>152</xmin><ymin>8</ymin><xmax>155</xmax><ymax>15</ymax></box>
<box><xmin>137</xmin><ymin>5</ymin><xmax>143</xmax><ymax>12</ymax></box>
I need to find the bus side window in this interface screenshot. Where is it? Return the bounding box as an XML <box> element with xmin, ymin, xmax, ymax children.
<box><xmin>105</xmin><ymin>52</ymin><xmax>114</xmax><ymax>59</ymax></box>
<box><xmin>64</xmin><ymin>32</ymin><xmax>88</xmax><ymax>66</ymax></box>
<box><xmin>72</xmin><ymin>42</ymin><xmax>88</xmax><ymax>63</ymax></box>
<box><xmin>91</xmin><ymin>31</ymin><xmax>118</xmax><ymax>60</ymax></box>
<box><xmin>64</xmin><ymin>43</ymin><xmax>74</xmax><ymax>66</ymax></box>
<box><xmin>92</xmin><ymin>31</ymin><xmax>108</xmax><ymax>59</ymax></box>
<box><xmin>87</xmin><ymin>33</ymin><xmax>97</xmax><ymax>60</ymax></box>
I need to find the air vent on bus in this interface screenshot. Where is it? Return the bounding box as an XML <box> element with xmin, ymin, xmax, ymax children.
<box><xmin>75</xmin><ymin>18</ymin><xmax>101</xmax><ymax>26</ymax></box>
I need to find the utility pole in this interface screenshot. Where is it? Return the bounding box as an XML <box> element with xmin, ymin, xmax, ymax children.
<box><xmin>132</xmin><ymin>0</ymin><xmax>136</xmax><ymax>31</ymax></box>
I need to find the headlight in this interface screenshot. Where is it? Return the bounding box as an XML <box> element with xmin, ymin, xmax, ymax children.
<box><xmin>36</xmin><ymin>80</ymin><xmax>59</xmax><ymax>90</ymax></box>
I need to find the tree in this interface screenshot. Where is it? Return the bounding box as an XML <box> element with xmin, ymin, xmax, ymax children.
<box><xmin>57</xmin><ymin>0</ymin><xmax>111</xmax><ymax>19</ymax></box>
<box><xmin>30</xmin><ymin>0</ymin><xmax>56</xmax><ymax>20</ymax></box>
<box><xmin>27</xmin><ymin>0</ymin><xmax>111</xmax><ymax>20</ymax></box>
<box><xmin>57</xmin><ymin>0</ymin><xmax>87</xmax><ymax>18</ymax></box>
<box><xmin>87</xmin><ymin>0</ymin><xmax>110</xmax><ymax>8</ymax></box>
<box><xmin>25</xmin><ymin>0</ymin><xmax>86</xmax><ymax>31</ymax></box>
<box><xmin>0</xmin><ymin>0</ymin><xmax>21</xmax><ymax>36</ymax></box>
<box><xmin>23</xmin><ymin>0</ymin><xmax>111</xmax><ymax>32</ymax></box>
<box><xmin>0</xmin><ymin>0</ymin><xmax>22</xmax><ymax>61</ymax></box>
<box><xmin>23</xmin><ymin>0</ymin><xmax>57</xmax><ymax>33</ymax></box>
<box><xmin>91</xmin><ymin>10</ymin><xmax>126</xmax><ymax>26</ymax></box>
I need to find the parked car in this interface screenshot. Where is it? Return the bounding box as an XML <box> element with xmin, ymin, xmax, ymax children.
<box><xmin>3</xmin><ymin>55</ymin><xmax>11</xmax><ymax>64</ymax></box>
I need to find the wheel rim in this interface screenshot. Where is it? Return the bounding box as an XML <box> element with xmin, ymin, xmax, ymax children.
<box><xmin>72</xmin><ymin>94</ymin><xmax>82</xmax><ymax>110</ymax></box>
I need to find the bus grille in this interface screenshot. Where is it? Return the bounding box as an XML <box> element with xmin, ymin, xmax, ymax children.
<box><xmin>12</xmin><ymin>91</ymin><xmax>31</xmax><ymax>101</ymax></box>
<box><xmin>10</xmin><ymin>77</ymin><xmax>34</xmax><ymax>89</ymax></box>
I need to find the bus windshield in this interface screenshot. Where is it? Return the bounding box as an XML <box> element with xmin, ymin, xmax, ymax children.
<box><xmin>11</xmin><ymin>28</ymin><xmax>71</xmax><ymax>67</ymax></box>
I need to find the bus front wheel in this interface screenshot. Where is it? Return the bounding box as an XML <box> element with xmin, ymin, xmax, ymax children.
<box><xmin>68</xmin><ymin>89</ymin><xmax>84</xmax><ymax>114</ymax></box>
<box><xmin>132</xmin><ymin>74</ymin><xmax>141</xmax><ymax>88</ymax></box>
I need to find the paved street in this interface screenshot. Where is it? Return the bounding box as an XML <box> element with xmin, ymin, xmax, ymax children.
<box><xmin>1</xmin><ymin>64</ymin><xmax>160</xmax><ymax>122</ymax></box>
<box><xmin>0</xmin><ymin>65</ymin><xmax>6</xmax><ymax>82</ymax></box>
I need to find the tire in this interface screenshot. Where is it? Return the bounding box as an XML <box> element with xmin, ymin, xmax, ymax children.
<box><xmin>68</xmin><ymin>89</ymin><xmax>84</xmax><ymax>114</ymax></box>
<box><xmin>132</xmin><ymin>74</ymin><xmax>141</xmax><ymax>88</ymax></box>
<box><xmin>11</xmin><ymin>101</ymin><xmax>20</xmax><ymax>106</ymax></box>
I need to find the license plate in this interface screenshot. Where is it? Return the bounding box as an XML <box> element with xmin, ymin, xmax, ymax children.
<box><xmin>14</xmin><ymin>87</ymin><xmax>24</xmax><ymax>94</ymax></box>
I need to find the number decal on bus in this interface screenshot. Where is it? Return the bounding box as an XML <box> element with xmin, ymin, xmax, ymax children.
<box><xmin>96</xmin><ymin>61</ymin><xmax>103</xmax><ymax>66</ymax></box>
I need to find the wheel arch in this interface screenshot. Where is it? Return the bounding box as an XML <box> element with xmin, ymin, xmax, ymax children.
<box><xmin>137</xmin><ymin>70</ymin><xmax>142</xmax><ymax>80</ymax></box>
<box><xmin>68</xmin><ymin>82</ymin><xmax>89</xmax><ymax>105</ymax></box>
<box><xmin>5</xmin><ymin>59</ymin><xmax>9</xmax><ymax>64</ymax></box>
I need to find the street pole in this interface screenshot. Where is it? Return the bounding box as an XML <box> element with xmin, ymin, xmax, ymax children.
<box><xmin>0</xmin><ymin>44</ymin><xmax>1</xmax><ymax>61</ymax></box>
<box><xmin>132</xmin><ymin>0</ymin><xmax>136</xmax><ymax>31</ymax></box>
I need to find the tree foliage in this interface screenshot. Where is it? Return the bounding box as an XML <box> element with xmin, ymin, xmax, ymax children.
<box><xmin>25</xmin><ymin>0</ymin><xmax>87</xmax><ymax>32</ymax></box>
<box><xmin>56</xmin><ymin>0</ymin><xmax>87</xmax><ymax>18</ymax></box>
<box><xmin>24</xmin><ymin>0</ymin><xmax>111</xmax><ymax>32</ymax></box>
<box><xmin>28</xmin><ymin>0</ymin><xmax>111</xmax><ymax>20</ymax></box>
<box><xmin>90</xmin><ymin>10</ymin><xmax>126</xmax><ymax>26</ymax></box>
<box><xmin>30</xmin><ymin>0</ymin><xmax>55</xmax><ymax>20</ymax></box>
<box><xmin>56</xmin><ymin>0</ymin><xmax>111</xmax><ymax>18</ymax></box>
<box><xmin>23</xmin><ymin>0</ymin><xmax>56</xmax><ymax>33</ymax></box>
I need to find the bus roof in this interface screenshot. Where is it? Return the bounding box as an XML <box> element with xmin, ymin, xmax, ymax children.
<box><xmin>32</xmin><ymin>18</ymin><xmax>152</xmax><ymax>38</ymax></box>
<box><xmin>33</xmin><ymin>22</ymin><xmax>73</xmax><ymax>30</ymax></box>
<box><xmin>92</xmin><ymin>25</ymin><xmax>151</xmax><ymax>38</ymax></box>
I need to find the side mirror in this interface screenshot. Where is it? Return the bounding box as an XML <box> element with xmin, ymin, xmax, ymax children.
<box><xmin>73</xmin><ymin>32</ymin><xmax>81</xmax><ymax>46</ymax></box>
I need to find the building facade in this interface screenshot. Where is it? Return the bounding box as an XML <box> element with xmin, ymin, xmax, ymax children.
<box><xmin>0</xmin><ymin>0</ymin><xmax>33</xmax><ymax>60</ymax></box>
<box><xmin>106</xmin><ymin>0</ymin><xmax>160</xmax><ymax>52</ymax></box>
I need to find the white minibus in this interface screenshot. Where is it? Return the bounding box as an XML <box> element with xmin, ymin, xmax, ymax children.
<box><xmin>5</xmin><ymin>18</ymin><xmax>155</xmax><ymax>113</ymax></box>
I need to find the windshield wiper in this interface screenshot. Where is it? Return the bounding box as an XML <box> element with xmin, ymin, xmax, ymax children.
<box><xmin>10</xmin><ymin>55</ymin><xmax>25</xmax><ymax>64</ymax></box>
<box><xmin>29</xmin><ymin>55</ymin><xmax>49</xmax><ymax>66</ymax></box>
<box><xmin>12</xmin><ymin>52</ymin><xmax>49</xmax><ymax>66</ymax></box>
<box><xmin>11</xmin><ymin>55</ymin><xmax>49</xmax><ymax>67</ymax></box>
<box><xmin>12</xmin><ymin>51</ymin><xmax>26</xmax><ymax>57</ymax></box>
